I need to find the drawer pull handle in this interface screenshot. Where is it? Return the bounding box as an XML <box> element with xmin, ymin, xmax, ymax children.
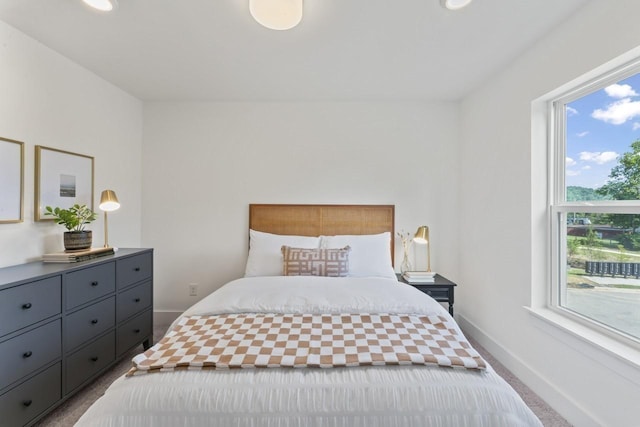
<box><xmin>91</xmin><ymin>281</ymin><xmax>99</xmax><ymax>286</ymax></box>
<box><xmin>134</xmin><ymin>298</ymin><xmax>141</xmax><ymax>303</ymax></box>
<box><xmin>134</xmin><ymin>267</ymin><xmax>141</xmax><ymax>272</ymax></box>
<box><xmin>22</xmin><ymin>303</ymin><xmax>32</xmax><ymax>309</ymax></box>
<box><xmin>134</xmin><ymin>328</ymin><xmax>141</xmax><ymax>334</ymax></box>
<box><xmin>23</xmin><ymin>351</ymin><xmax>33</xmax><ymax>358</ymax></box>
<box><xmin>90</xmin><ymin>356</ymin><xmax>99</xmax><ymax>362</ymax></box>
<box><xmin>91</xmin><ymin>319</ymin><xmax>99</xmax><ymax>324</ymax></box>
<box><xmin>23</xmin><ymin>399</ymin><xmax>33</xmax><ymax>407</ymax></box>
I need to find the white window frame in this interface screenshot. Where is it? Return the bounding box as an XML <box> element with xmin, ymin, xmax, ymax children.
<box><xmin>549</xmin><ymin>58</ymin><xmax>640</xmax><ymax>349</ymax></box>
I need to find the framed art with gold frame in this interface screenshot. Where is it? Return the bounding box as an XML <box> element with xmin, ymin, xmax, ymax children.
<box><xmin>35</xmin><ymin>145</ymin><xmax>94</xmax><ymax>221</ymax></box>
<box><xmin>0</xmin><ymin>137</ymin><xmax>24</xmax><ymax>223</ymax></box>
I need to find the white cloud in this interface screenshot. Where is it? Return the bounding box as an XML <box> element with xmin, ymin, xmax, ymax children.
<box><xmin>576</xmin><ymin>131</ymin><xmax>589</xmax><ymax>137</ymax></box>
<box><xmin>582</xmin><ymin>165</ymin><xmax>591</xmax><ymax>170</ymax></box>
<box><xmin>566</xmin><ymin>157</ymin><xmax>576</xmax><ymax>167</ymax></box>
<box><xmin>566</xmin><ymin>170</ymin><xmax>580</xmax><ymax>177</ymax></box>
<box><xmin>604</xmin><ymin>83</ymin><xmax>638</xmax><ymax>98</ymax></box>
<box><xmin>634</xmin><ymin>122</ymin><xmax>640</xmax><ymax>131</ymax></box>
<box><xmin>591</xmin><ymin>98</ymin><xmax>640</xmax><ymax>125</ymax></box>
<box><xmin>566</xmin><ymin>106</ymin><xmax>578</xmax><ymax>116</ymax></box>
<box><xmin>579</xmin><ymin>151</ymin><xmax>619</xmax><ymax>164</ymax></box>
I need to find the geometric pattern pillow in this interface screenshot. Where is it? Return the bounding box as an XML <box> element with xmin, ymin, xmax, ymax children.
<box><xmin>281</xmin><ymin>245</ymin><xmax>351</xmax><ymax>277</ymax></box>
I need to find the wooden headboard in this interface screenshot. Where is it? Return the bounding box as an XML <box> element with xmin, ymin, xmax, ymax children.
<box><xmin>249</xmin><ymin>204</ymin><xmax>395</xmax><ymax>264</ymax></box>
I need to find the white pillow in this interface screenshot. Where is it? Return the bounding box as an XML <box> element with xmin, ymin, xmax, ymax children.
<box><xmin>245</xmin><ymin>229</ymin><xmax>320</xmax><ymax>277</ymax></box>
<box><xmin>320</xmin><ymin>232</ymin><xmax>396</xmax><ymax>279</ymax></box>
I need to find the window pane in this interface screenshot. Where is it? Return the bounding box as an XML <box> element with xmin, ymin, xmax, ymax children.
<box><xmin>565</xmin><ymin>73</ymin><xmax>640</xmax><ymax>202</ymax></box>
<box><xmin>564</xmin><ymin>212</ymin><xmax>640</xmax><ymax>339</ymax></box>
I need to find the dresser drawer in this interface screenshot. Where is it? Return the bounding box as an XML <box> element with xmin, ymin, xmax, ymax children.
<box><xmin>117</xmin><ymin>252</ymin><xmax>152</xmax><ymax>290</ymax></box>
<box><xmin>414</xmin><ymin>286</ymin><xmax>450</xmax><ymax>301</ymax></box>
<box><xmin>0</xmin><ymin>277</ymin><xmax>61</xmax><ymax>338</ymax></box>
<box><xmin>117</xmin><ymin>309</ymin><xmax>152</xmax><ymax>356</ymax></box>
<box><xmin>66</xmin><ymin>331</ymin><xmax>115</xmax><ymax>392</ymax></box>
<box><xmin>65</xmin><ymin>297</ymin><xmax>115</xmax><ymax>351</ymax></box>
<box><xmin>117</xmin><ymin>281</ymin><xmax>152</xmax><ymax>323</ymax></box>
<box><xmin>0</xmin><ymin>362</ymin><xmax>61</xmax><ymax>427</ymax></box>
<box><xmin>0</xmin><ymin>320</ymin><xmax>61</xmax><ymax>388</ymax></box>
<box><xmin>65</xmin><ymin>263</ymin><xmax>116</xmax><ymax>310</ymax></box>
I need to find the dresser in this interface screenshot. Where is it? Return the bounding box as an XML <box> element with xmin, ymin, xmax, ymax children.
<box><xmin>0</xmin><ymin>248</ymin><xmax>153</xmax><ymax>427</ymax></box>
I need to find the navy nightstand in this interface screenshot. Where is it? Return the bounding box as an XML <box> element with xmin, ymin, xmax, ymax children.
<box><xmin>397</xmin><ymin>273</ymin><xmax>457</xmax><ymax>316</ymax></box>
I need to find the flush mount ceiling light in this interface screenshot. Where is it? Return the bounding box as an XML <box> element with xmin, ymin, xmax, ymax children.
<box><xmin>440</xmin><ymin>0</ymin><xmax>473</xmax><ymax>10</ymax></box>
<box><xmin>249</xmin><ymin>0</ymin><xmax>303</xmax><ymax>30</ymax></box>
<box><xmin>82</xmin><ymin>0</ymin><xmax>118</xmax><ymax>12</ymax></box>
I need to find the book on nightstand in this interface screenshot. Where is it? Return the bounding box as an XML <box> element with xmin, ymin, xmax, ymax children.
<box><xmin>42</xmin><ymin>247</ymin><xmax>115</xmax><ymax>263</ymax></box>
<box><xmin>402</xmin><ymin>271</ymin><xmax>437</xmax><ymax>284</ymax></box>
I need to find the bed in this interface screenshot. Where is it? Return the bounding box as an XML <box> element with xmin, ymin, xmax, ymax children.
<box><xmin>75</xmin><ymin>204</ymin><xmax>542</xmax><ymax>427</ymax></box>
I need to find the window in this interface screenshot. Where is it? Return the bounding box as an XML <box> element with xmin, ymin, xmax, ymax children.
<box><xmin>551</xmin><ymin>62</ymin><xmax>640</xmax><ymax>345</ymax></box>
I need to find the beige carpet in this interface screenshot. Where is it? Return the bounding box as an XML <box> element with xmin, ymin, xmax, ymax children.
<box><xmin>34</xmin><ymin>326</ymin><xmax>572</xmax><ymax>427</ymax></box>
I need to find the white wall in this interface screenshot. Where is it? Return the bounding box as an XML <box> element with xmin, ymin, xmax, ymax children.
<box><xmin>0</xmin><ymin>20</ymin><xmax>143</xmax><ymax>268</ymax></box>
<box><xmin>458</xmin><ymin>1</ymin><xmax>640</xmax><ymax>426</ymax></box>
<box><xmin>10</xmin><ymin>3</ymin><xmax>640</xmax><ymax>424</ymax></box>
<box><xmin>142</xmin><ymin>101</ymin><xmax>459</xmax><ymax>313</ymax></box>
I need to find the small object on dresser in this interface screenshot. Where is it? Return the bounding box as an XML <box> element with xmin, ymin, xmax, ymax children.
<box><xmin>43</xmin><ymin>247</ymin><xmax>115</xmax><ymax>263</ymax></box>
<box><xmin>402</xmin><ymin>271</ymin><xmax>437</xmax><ymax>283</ymax></box>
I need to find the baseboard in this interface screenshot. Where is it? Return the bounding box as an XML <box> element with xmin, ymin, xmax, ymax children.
<box><xmin>457</xmin><ymin>314</ymin><xmax>599</xmax><ymax>427</ymax></box>
<box><xmin>153</xmin><ymin>310</ymin><xmax>182</xmax><ymax>328</ymax></box>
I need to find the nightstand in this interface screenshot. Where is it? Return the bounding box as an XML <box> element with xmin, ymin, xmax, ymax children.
<box><xmin>397</xmin><ymin>273</ymin><xmax>457</xmax><ymax>316</ymax></box>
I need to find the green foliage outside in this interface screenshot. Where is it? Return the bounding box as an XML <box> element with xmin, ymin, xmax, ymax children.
<box><xmin>583</xmin><ymin>227</ymin><xmax>604</xmax><ymax>260</ymax></box>
<box><xmin>617</xmin><ymin>233</ymin><xmax>640</xmax><ymax>251</ymax></box>
<box><xmin>565</xmin><ymin>141</ymin><xmax>640</xmax><ymax>289</ymax></box>
<box><xmin>566</xmin><ymin>186</ymin><xmax>608</xmax><ymax>202</ymax></box>
<box><xmin>595</xmin><ymin>139</ymin><xmax>640</xmax><ymax>230</ymax></box>
<box><xmin>597</xmin><ymin>140</ymin><xmax>640</xmax><ymax>201</ymax></box>
<box><xmin>566</xmin><ymin>141</ymin><xmax>640</xmax><ymax>231</ymax></box>
<box><xmin>566</xmin><ymin>235</ymin><xmax>640</xmax><ymax>288</ymax></box>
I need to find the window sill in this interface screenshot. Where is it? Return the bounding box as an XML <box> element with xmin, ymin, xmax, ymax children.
<box><xmin>525</xmin><ymin>306</ymin><xmax>640</xmax><ymax>386</ymax></box>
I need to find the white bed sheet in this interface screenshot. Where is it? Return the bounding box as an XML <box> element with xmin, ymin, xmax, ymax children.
<box><xmin>75</xmin><ymin>277</ymin><xmax>542</xmax><ymax>427</ymax></box>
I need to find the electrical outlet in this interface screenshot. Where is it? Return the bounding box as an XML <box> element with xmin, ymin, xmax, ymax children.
<box><xmin>188</xmin><ymin>283</ymin><xmax>198</xmax><ymax>296</ymax></box>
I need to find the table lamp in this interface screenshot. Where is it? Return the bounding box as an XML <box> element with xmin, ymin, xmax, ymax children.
<box><xmin>99</xmin><ymin>190</ymin><xmax>120</xmax><ymax>248</ymax></box>
<box><xmin>413</xmin><ymin>226</ymin><xmax>432</xmax><ymax>272</ymax></box>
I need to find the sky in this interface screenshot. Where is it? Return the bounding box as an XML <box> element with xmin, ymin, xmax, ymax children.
<box><xmin>565</xmin><ymin>72</ymin><xmax>640</xmax><ymax>189</ymax></box>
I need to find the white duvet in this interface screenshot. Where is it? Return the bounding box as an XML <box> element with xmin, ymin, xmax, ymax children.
<box><xmin>75</xmin><ymin>277</ymin><xmax>542</xmax><ymax>427</ymax></box>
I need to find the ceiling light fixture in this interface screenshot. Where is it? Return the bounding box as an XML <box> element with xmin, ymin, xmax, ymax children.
<box><xmin>440</xmin><ymin>0</ymin><xmax>473</xmax><ymax>10</ymax></box>
<box><xmin>82</xmin><ymin>0</ymin><xmax>118</xmax><ymax>12</ymax></box>
<box><xmin>249</xmin><ymin>0</ymin><xmax>303</xmax><ymax>30</ymax></box>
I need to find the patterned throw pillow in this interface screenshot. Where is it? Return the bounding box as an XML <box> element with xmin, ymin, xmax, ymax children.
<box><xmin>281</xmin><ymin>245</ymin><xmax>351</xmax><ymax>277</ymax></box>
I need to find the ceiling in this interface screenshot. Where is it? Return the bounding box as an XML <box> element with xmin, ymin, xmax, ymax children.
<box><xmin>0</xmin><ymin>0</ymin><xmax>591</xmax><ymax>102</ymax></box>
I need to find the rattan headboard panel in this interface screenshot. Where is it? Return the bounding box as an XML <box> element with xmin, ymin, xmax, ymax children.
<box><xmin>249</xmin><ymin>204</ymin><xmax>395</xmax><ymax>264</ymax></box>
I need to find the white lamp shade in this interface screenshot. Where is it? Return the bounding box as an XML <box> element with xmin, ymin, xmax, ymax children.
<box><xmin>99</xmin><ymin>190</ymin><xmax>120</xmax><ymax>212</ymax></box>
<box><xmin>82</xmin><ymin>0</ymin><xmax>118</xmax><ymax>12</ymax></box>
<box><xmin>413</xmin><ymin>226</ymin><xmax>430</xmax><ymax>244</ymax></box>
<box><xmin>250</xmin><ymin>0</ymin><xmax>303</xmax><ymax>30</ymax></box>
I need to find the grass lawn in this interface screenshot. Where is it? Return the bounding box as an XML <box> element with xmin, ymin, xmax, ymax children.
<box><xmin>567</xmin><ymin>238</ymin><xmax>640</xmax><ymax>288</ymax></box>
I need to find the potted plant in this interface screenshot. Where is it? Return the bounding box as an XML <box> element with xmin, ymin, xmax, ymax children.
<box><xmin>45</xmin><ymin>204</ymin><xmax>98</xmax><ymax>251</ymax></box>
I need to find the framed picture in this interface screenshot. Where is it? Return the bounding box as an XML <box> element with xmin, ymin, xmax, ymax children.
<box><xmin>0</xmin><ymin>137</ymin><xmax>24</xmax><ymax>223</ymax></box>
<box><xmin>35</xmin><ymin>146</ymin><xmax>94</xmax><ymax>221</ymax></box>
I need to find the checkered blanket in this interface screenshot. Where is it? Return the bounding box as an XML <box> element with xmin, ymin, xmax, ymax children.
<box><xmin>127</xmin><ymin>313</ymin><xmax>486</xmax><ymax>376</ymax></box>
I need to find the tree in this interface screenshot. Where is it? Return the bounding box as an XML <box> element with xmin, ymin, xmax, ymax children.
<box><xmin>597</xmin><ymin>140</ymin><xmax>640</xmax><ymax>201</ymax></box>
<box><xmin>582</xmin><ymin>226</ymin><xmax>603</xmax><ymax>260</ymax></box>
<box><xmin>567</xmin><ymin>186</ymin><xmax>607</xmax><ymax>202</ymax></box>
<box><xmin>597</xmin><ymin>139</ymin><xmax>640</xmax><ymax>230</ymax></box>
<box><xmin>567</xmin><ymin>237</ymin><xmax>581</xmax><ymax>266</ymax></box>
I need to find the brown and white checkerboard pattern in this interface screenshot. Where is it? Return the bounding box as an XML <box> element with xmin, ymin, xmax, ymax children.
<box><xmin>128</xmin><ymin>313</ymin><xmax>486</xmax><ymax>376</ymax></box>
